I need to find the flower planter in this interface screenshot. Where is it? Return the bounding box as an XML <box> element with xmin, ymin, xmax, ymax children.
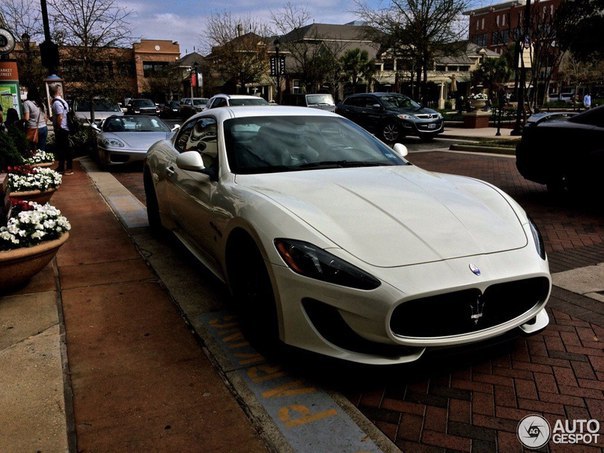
<box><xmin>30</xmin><ymin>162</ymin><xmax>54</xmax><ymax>168</ymax></box>
<box><xmin>470</xmin><ymin>99</ymin><xmax>487</xmax><ymax>109</ymax></box>
<box><xmin>9</xmin><ymin>187</ymin><xmax>58</xmax><ymax>204</ymax></box>
<box><xmin>0</xmin><ymin>232</ymin><xmax>69</xmax><ymax>291</ymax></box>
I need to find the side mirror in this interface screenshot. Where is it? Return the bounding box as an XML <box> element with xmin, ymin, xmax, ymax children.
<box><xmin>393</xmin><ymin>143</ymin><xmax>408</xmax><ymax>157</ymax></box>
<box><xmin>171</xmin><ymin>124</ymin><xmax>180</xmax><ymax>132</ymax></box>
<box><xmin>371</xmin><ymin>103</ymin><xmax>382</xmax><ymax>110</ymax></box>
<box><xmin>91</xmin><ymin>124</ymin><xmax>101</xmax><ymax>132</ymax></box>
<box><xmin>176</xmin><ymin>151</ymin><xmax>205</xmax><ymax>172</ymax></box>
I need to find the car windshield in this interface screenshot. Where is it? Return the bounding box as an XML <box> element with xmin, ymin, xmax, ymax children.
<box><xmin>133</xmin><ymin>99</ymin><xmax>155</xmax><ymax>107</ymax></box>
<box><xmin>224</xmin><ymin>116</ymin><xmax>408</xmax><ymax>174</ymax></box>
<box><xmin>103</xmin><ymin>116</ymin><xmax>170</xmax><ymax>132</ymax></box>
<box><xmin>229</xmin><ymin>98</ymin><xmax>270</xmax><ymax>106</ymax></box>
<box><xmin>380</xmin><ymin>95</ymin><xmax>421</xmax><ymax>110</ymax></box>
<box><xmin>77</xmin><ymin>99</ymin><xmax>121</xmax><ymax>112</ymax></box>
<box><xmin>193</xmin><ymin>99</ymin><xmax>208</xmax><ymax>106</ymax></box>
<box><xmin>306</xmin><ymin>94</ymin><xmax>334</xmax><ymax>106</ymax></box>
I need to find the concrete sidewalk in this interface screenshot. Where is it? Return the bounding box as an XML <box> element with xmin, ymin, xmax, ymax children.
<box><xmin>0</xmin><ymin>162</ymin><xmax>270</xmax><ymax>452</ymax></box>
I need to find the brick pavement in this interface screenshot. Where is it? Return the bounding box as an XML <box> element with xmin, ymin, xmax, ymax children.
<box><xmin>342</xmin><ymin>151</ymin><xmax>604</xmax><ymax>452</ymax></box>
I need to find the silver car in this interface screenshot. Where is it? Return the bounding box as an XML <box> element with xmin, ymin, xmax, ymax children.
<box><xmin>94</xmin><ymin>115</ymin><xmax>176</xmax><ymax>168</ymax></box>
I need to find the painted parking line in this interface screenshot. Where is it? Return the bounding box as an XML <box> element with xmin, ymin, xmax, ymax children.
<box><xmin>199</xmin><ymin>311</ymin><xmax>384</xmax><ymax>453</ymax></box>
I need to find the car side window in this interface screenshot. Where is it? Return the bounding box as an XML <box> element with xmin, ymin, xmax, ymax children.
<box><xmin>213</xmin><ymin>98</ymin><xmax>227</xmax><ymax>108</ymax></box>
<box><xmin>174</xmin><ymin>120</ymin><xmax>197</xmax><ymax>153</ymax></box>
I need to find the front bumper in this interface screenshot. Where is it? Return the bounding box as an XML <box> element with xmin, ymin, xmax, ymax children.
<box><xmin>271</xmin><ymin>242</ymin><xmax>550</xmax><ymax>365</ymax></box>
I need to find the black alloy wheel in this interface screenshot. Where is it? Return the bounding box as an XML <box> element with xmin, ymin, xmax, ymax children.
<box><xmin>228</xmin><ymin>239</ymin><xmax>280</xmax><ymax>351</ymax></box>
<box><xmin>382</xmin><ymin>121</ymin><xmax>401</xmax><ymax>142</ymax></box>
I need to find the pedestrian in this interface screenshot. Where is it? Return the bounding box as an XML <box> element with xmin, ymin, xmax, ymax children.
<box><xmin>22</xmin><ymin>87</ymin><xmax>48</xmax><ymax>153</ymax></box>
<box><xmin>50</xmin><ymin>83</ymin><xmax>73</xmax><ymax>175</ymax></box>
<box><xmin>583</xmin><ymin>92</ymin><xmax>592</xmax><ymax>110</ymax></box>
<box><xmin>4</xmin><ymin>107</ymin><xmax>20</xmax><ymax>129</ymax></box>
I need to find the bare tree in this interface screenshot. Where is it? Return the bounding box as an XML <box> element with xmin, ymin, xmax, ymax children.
<box><xmin>0</xmin><ymin>0</ymin><xmax>42</xmax><ymax>42</ymax></box>
<box><xmin>355</xmin><ymin>0</ymin><xmax>468</xmax><ymax>101</ymax></box>
<box><xmin>203</xmin><ymin>12</ymin><xmax>271</xmax><ymax>94</ymax></box>
<box><xmin>47</xmin><ymin>0</ymin><xmax>133</xmax><ymax>108</ymax></box>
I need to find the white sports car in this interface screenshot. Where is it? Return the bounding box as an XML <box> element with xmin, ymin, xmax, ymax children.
<box><xmin>144</xmin><ymin>106</ymin><xmax>551</xmax><ymax>365</ymax></box>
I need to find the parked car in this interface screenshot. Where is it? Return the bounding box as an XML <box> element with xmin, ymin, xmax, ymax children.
<box><xmin>72</xmin><ymin>98</ymin><xmax>123</xmax><ymax>126</ymax></box>
<box><xmin>179</xmin><ymin>97</ymin><xmax>209</xmax><ymax>118</ymax></box>
<box><xmin>281</xmin><ymin>93</ymin><xmax>336</xmax><ymax>112</ymax></box>
<box><xmin>160</xmin><ymin>100</ymin><xmax>181</xmax><ymax>118</ymax></box>
<box><xmin>144</xmin><ymin>105</ymin><xmax>551</xmax><ymax>365</ymax></box>
<box><xmin>126</xmin><ymin>98</ymin><xmax>160</xmax><ymax>115</ymax></box>
<box><xmin>93</xmin><ymin>114</ymin><xmax>175</xmax><ymax>168</ymax></box>
<box><xmin>335</xmin><ymin>92</ymin><xmax>444</xmax><ymax>142</ymax></box>
<box><xmin>204</xmin><ymin>94</ymin><xmax>270</xmax><ymax>109</ymax></box>
<box><xmin>524</xmin><ymin>111</ymin><xmax>577</xmax><ymax>127</ymax></box>
<box><xmin>516</xmin><ymin>105</ymin><xmax>604</xmax><ymax>194</ymax></box>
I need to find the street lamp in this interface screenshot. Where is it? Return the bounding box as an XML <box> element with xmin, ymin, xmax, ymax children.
<box><xmin>511</xmin><ymin>0</ymin><xmax>532</xmax><ymax>136</ymax></box>
<box><xmin>273</xmin><ymin>38</ymin><xmax>281</xmax><ymax>103</ymax></box>
<box><xmin>21</xmin><ymin>33</ymin><xmax>31</xmax><ymax>89</ymax></box>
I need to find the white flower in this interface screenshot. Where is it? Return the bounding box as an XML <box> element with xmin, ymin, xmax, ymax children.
<box><xmin>0</xmin><ymin>202</ymin><xmax>71</xmax><ymax>250</ymax></box>
<box><xmin>23</xmin><ymin>150</ymin><xmax>56</xmax><ymax>165</ymax></box>
<box><xmin>8</xmin><ymin>168</ymin><xmax>62</xmax><ymax>192</ymax></box>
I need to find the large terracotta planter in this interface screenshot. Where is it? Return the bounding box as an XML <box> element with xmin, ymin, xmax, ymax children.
<box><xmin>0</xmin><ymin>232</ymin><xmax>69</xmax><ymax>291</ymax></box>
<box><xmin>9</xmin><ymin>187</ymin><xmax>58</xmax><ymax>204</ymax></box>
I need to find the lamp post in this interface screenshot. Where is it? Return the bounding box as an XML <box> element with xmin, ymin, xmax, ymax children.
<box><xmin>511</xmin><ymin>0</ymin><xmax>532</xmax><ymax>136</ymax></box>
<box><xmin>273</xmin><ymin>38</ymin><xmax>281</xmax><ymax>104</ymax></box>
<box><xmin>21</xmin><ymin>32</ymin><xmax>31</xmax><ymax>89</ymax></box>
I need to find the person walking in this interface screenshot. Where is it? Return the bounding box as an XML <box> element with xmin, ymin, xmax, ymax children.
<box><xmin>50</xmin><ymin>83</ymin><xmax>73</xmax><ymax>175</ymax></box>
<box><xmin>583</xmin><ymin>92</ymin><xmax>592</xmax><ymax>110</ymax></box>
<box><xmin>22</xmin><ymin>88</ymin><xmax>48</xmax><ymax>152</ymax></box>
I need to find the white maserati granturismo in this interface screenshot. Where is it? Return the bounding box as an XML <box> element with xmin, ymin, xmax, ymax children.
<box><xmin>144</xmin><ymin>106</ymin><xmax>551</xmax><ymax>365</ymax></box>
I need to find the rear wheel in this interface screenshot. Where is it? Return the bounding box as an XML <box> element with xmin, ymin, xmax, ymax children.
<box><xmin>381</xmin><ymin>121</ymin><xmax>401</xmax><ymax>142</ymax></box>
<box><xmin>227</xmin><ymin>237</ymin><xmax>279</xmax><ymax>351</ymax></box>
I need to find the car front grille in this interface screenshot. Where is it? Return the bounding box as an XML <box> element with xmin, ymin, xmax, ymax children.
<box><xmin>416</xmin><ymin>113</ymin><xmax>441</xmax><ymax>119</ymax></box>
<box><xmin>390</xmin><ymin>277</ymin><xmax>550</xmax><ymax>338</ymax></box>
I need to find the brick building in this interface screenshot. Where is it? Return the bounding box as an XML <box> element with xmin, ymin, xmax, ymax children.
<box><xmin>464</xmin><ymin>0</ymin><xmax>562</xmax><ymax>53</ymax></box>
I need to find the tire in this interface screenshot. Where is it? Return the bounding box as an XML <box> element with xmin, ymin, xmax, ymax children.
<box><xmin>381</xmin><ymin>121</ymin><xmax>401</xmax><ymax>142</ymax></box>
<box><xmin>228</xmin><ymin>237</ymin><xmax>280</xmax><ymax>351</ymax></box>
<box><xmin>143</xmin><ymin>166</ymin><xmax>163</xmax><ymax>233</ymax></box>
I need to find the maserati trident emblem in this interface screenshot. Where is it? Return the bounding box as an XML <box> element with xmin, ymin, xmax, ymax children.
<box><xmin>469</xmin><ymin>295</ymin><xmax>485</xmax><ymax>325</ymax></box>
<box><xmin>469</xmin><ymin>263</ymin><xmax>481</xmax><ymax>276</ymax></box>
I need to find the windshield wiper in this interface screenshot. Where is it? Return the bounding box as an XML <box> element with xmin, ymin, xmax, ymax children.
<box><xmin>298</xmin><ymin>160</ymin><xmax>390</xmax><ymax>169</ymax></box>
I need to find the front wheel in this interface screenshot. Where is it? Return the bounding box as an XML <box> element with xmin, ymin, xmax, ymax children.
<box><xmin>381</xmin><ymin>121</ymin><xmax>401</xmax><ymax>142</ymax></box>
<box><xmin>228</xmin><ymin>239</ymin><xmax>280</xmax><ymax>351</ymax></box>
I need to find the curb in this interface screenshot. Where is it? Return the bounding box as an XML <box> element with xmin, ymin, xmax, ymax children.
<box><xmin>448</xmin><ymin>143</ymin><xmax>516</xmax><ymax>155</ymax></box>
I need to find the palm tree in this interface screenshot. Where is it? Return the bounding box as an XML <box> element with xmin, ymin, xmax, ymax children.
<box><xmin>340</xmin><ymin>48</ymin><xmax>375</xmax><ymax>93</ymax></box>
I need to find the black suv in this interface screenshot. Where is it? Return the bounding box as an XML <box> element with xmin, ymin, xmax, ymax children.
<box><xmin>336</xmin><ymin>92</ymin><xmax>443</xmax><ymax>142</ymax></box>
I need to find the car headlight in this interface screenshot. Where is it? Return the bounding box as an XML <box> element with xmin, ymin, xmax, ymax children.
<box><xmin>529</xmin><ymin>217</ymin><xmax>546</xmax><ymax>260</ymax></box>
<box><xmin>275</xmin><ymin>238</ymin><xmax>381</xmax><ymax>290</ymax></box>
<box><xmin>100</xmin><ymin>137</ymin><xmax>126</xmax><ymax>148</ymax></box>
<box><xmin>397</xmin><ymin>113</ymin><xmax>416</xmax><ymax>120</ymax></box>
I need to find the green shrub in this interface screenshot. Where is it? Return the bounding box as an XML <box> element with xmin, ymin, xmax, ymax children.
<box><xmin>0</xmin><ymin>131</ymin><xmax>25</xmax><ymax>171</ymax></box>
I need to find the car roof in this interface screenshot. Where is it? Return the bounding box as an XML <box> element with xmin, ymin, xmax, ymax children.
<box><xmin>212</xmin><ymin>94</ymin><xmax>263</xmax><ymax>100</ymax></box>
<box><xmin>192</xmin><ymin>105</ymin><xmax>339</xmax><ymax>121</ymax></box>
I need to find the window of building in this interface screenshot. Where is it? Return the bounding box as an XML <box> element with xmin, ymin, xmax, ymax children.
<box><xmin>143</xmin><ymin>61</ymin><xmax>169</xmax><ymax>77</ymax></box>
<box><xmin>383</xmin><ymin>59</ymin><xmax>394</xmax><ymax>71</ymax></box>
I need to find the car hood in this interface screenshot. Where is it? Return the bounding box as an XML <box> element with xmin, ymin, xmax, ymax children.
<box><xmin>101</xmin><ymin>132</ymin><xmax>171</xmax><ymax>150</ymax></box>
<box><xmin>239</xmin><ymin>166</ymin><xmax>527</xmax><ymax>267</ymax></box>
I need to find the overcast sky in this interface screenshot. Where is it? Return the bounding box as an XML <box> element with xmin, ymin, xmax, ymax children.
<box><xmin>123</xmin><ymin>0</ymin><xmax>490</xmax><ymax>57</ymax></box>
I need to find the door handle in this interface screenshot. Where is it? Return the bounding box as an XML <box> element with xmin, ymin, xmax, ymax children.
<box><xmin>166</xmin><ymin>166</ymin><xmax>175</xmax><ymax>176</ymax></box>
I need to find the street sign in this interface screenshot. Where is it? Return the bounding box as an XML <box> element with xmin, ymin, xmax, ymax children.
<box><xmin>270</xmin><ymin>56</ymin><xmax>285</xmax><ymax>76</ymax></box>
